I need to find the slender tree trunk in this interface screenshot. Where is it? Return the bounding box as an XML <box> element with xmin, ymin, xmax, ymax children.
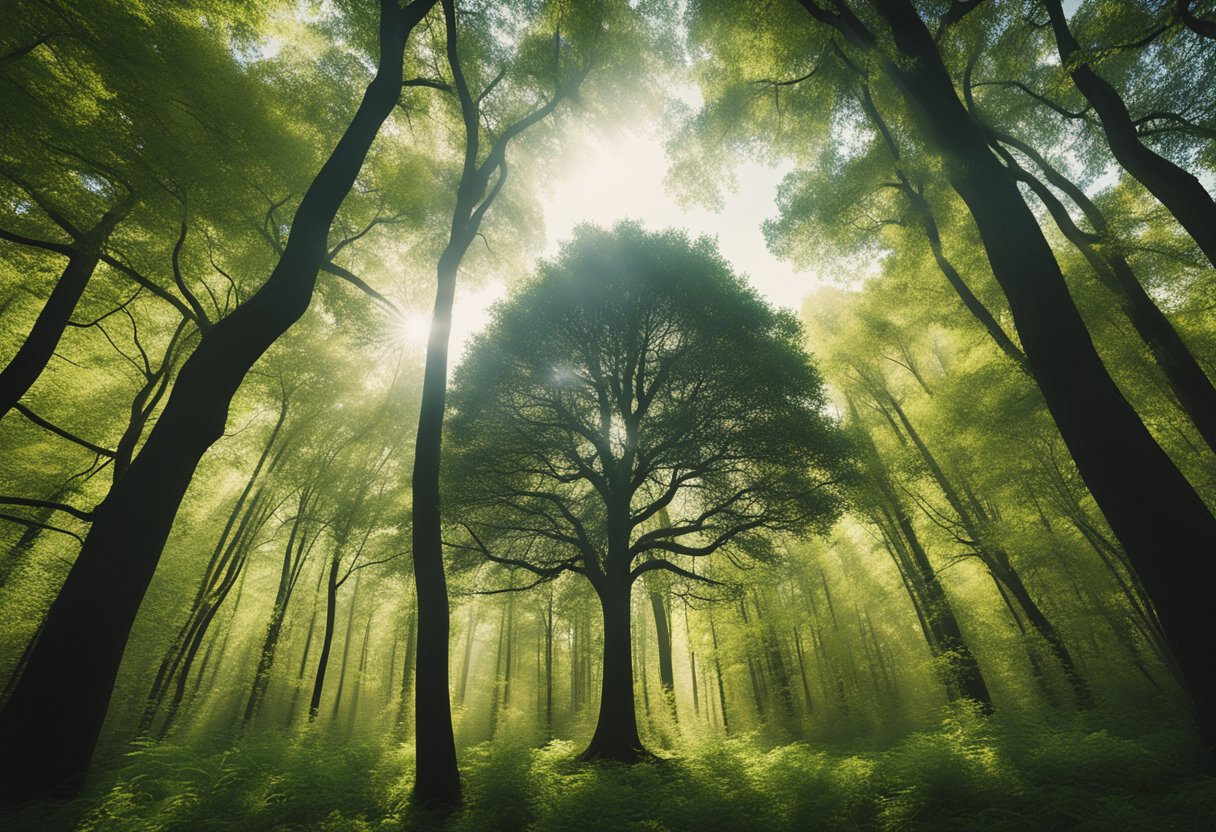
<box><xmin>648</xmin><ymin>588</ymin><xmax>677</xmax><ymax>721</ymax></box>
<box><xmin>544</xmin><ymin>593</ymin><xmax>554</xmax><ymax>735</ymax></box>
<box><xmin>488</xmin><ymin>601</ymin><xmax>508</xmax><ymax>739</ymax></box>
<box><xmin>244</xmin><ymin>504</ymin><xmax>311</xmax><ymax>723</ymax></box>
<box><xmin>397</xmin><ymin>606</ymin><xmax>417</xmax><ymax>737</ymax></box>
<box><xmin>330</xmin><ymin>573</ymin><xmax>361</xmax><ymax>720</ymax></box>
<box><xmin>411</xmin><ymin>248</ymin><xmax>461</xmax><ymax>803</ymax></box>
<box><xmin>0</xmin><ymin>2</ymin><xmax>432</xmax><ymax>804</ymax></box>
<box><xmin>792</xmin><ymin>627</ymin><xmax>813</xmax><ymax>714</ymax></box>
<box><xmin>348</xmin><ymin>605</ymin><xmax>374</xmax><ymax>729</ymax></box>
<box><xmin>0</xmin><ymin>200</ymin><xmax>132</xmax><ymax>421</ymax></box>
<box><xmin>885</xmin><ymin>391</ymin><xmax>1092</xmax><ymax>707</ymax></box>
<box><xmin>309</xmin><ymin>555</ymin><xmax>342</xmax><ymax>721</ymax></box>
<box><xmin>708</xmin><ymin>610</ymin><xmax>729</xmax><ymax>734</ymax></box>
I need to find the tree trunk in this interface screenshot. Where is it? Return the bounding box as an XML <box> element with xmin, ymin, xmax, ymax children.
<box><xmin>0</xmin><ymin>2</ymin><xmax>431</xmax><ymax>805</ymax></box>
<box><xmin>396</xmin><ymin>606</ymin><xmax>417</xmax><ymax>737</ymax></box>
<box><xmin>544</xmin><ymin>593</ymin><xmax>554</xmax><ymax>735</ymax></box>
<box><xmin>841</xmin><ymin>0</ymin><xmax>1216</xmax><ymax>743</ymax></box>
<box><xmin>579</xmin><ymin>583</ymin><xmax>644</xmax><ymax>761</ymax></box>
<box><xmin>330</xmin><ymin>574</ymin><xmax>361</xmax><ymax>721</ymax></box>
<box><xmin>348</xmin><ymin>604</ymin><xmax>374</xmax><ymax>729</ymax></box>
<box><xmin>0</xmin><ymin>201</ymin><xmax>131</xmax><ymax>421</ymax></box>
<box><xmin>411</xmin><ymin>248</ymin><xmax>461</xmax><ymax>804</ymax></box>
<box><xmin>999</xmin><ymin>146</ymin><xmax>1216</xmax><ymax>454</ymax></box>
<box><xmin>1043</xmin><ymin>0</ymin><xmax>1216</xmax><ymax>268</ymax></box>
<box><xmin>648</xmin><ymin>588</ymin><xmax>677</xmax><ymax>721</ymax></box>
<box><xmin>708</xmin><ymin>610</ymin><xmax>729</xmax><ymax>734</ymax></box>
<box><xmin>308</xmin><ymin>555</ymin><xmax>342</xmax><ymax>721</ymax></box>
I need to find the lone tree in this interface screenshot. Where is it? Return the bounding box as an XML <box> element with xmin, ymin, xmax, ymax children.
<box><xmin>444</xmin><ymin>223</ymin><xmax>852</xmax><ymax>761</ymax></box>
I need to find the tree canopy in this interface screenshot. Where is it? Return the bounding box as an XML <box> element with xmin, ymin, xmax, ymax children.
<box><xmin>1</xmin><ymin>1</ymin><xmax>1216</xmax><ymax>828</ymax></box>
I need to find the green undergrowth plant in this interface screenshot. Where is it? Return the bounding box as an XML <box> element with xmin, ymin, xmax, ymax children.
<box><xmin>3</xmin><ymin>714</ymin><xmax>1212</xmax><ymax>832</ymax></box>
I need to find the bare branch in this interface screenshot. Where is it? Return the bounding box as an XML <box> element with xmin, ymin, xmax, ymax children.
<box><xmin>0</xmin><ymin>511</ymin><xmax>83</xmax><ymax>543</ymax></box>
<box><xmin>630</xmin><ymin>558</ymin><xmax>727</xmax><ymax>586</ymax></box>
<box><xmin>13</xmin><ymin>403</ymin><xmax>116</xmax><ymax>458</ymax></box>
<box><xmin>0</xmin><ymin>495</ymin><xmax>92</xmax><ymax>521</ymax></box>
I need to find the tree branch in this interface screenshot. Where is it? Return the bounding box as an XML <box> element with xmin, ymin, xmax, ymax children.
<box><xmin>13</xmin><ymin>403</ymin><xmax>116</xmax><ymax>458</ymax></box>
<box><xmin>630</xmin><ymin>558</ymin><xmax>726</xmax><ymax>586</ymax></box>
<box><xmin>0</xmin><ymin>495</ymin><xmax>92</xmax><ymax>521</ymax></box>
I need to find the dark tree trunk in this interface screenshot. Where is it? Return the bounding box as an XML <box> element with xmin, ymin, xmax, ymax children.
<box><xmin>884</xmin><ymin>390</ymin><xmax>1091</xmax><ymax>708</ymax></box>
<box><xmin>997</xmin><ymin>145</ymin><xmax>1216</xmax><ymax>455</ymax></box>
<box><xmin>686</xmin><ymin>603</ymin><xmax>700</xmax><ymax>717</ymax></box>
<box><xmin>544</xmin><ymin>592</ymin><xmax>554</xmax><ymax>734</ymax></box>
<box><xmin>411</xmin><ymin>250</ymin><xmax>461</xmax><ymax>804</ymax></box>
<box><xmin>0</xmin><ymin>2</ymin><xmax>432</xmax><ymax>806</ymax></box>
<box><xmin>579</xmin><ymin>584</ymin><xmax>645</xmax><ymax>761</ymax></box>
<box><xmin>308</xmin><ymin>555</ymin><xmax>342</xmax><ymax>721</ymax></box>
<box><xmin>244</xmin><ymin>500</ymin><xmax>311</xmax><ymax>723</ymax></box>
<box><xmin>347</xmin><ymin>603</ymin><xmax>374</xmax><ymax>728</ymax></box>
<box><xmin>0</xmin><ymin>200</ymin><xmax>131</xmax><ymax>421</ymax></box>
<box><xmin>1043</xmin><ymin>0</ymin><xmax>1216</xmax><ymax>268</ymax></box>
<box><xmin>708</xmin><ymin>610</ymin><xmax>729</xmax><ymax>734</ymax></box>
<box><xmin>330</xmin><ymin>575</ymin><xmax>362</xmax><ymax>721</ymax></box>
<box><xmin>824</xmin><ymin>0</ymin><xmax>1216</xmax><ymax>739</ymax></box>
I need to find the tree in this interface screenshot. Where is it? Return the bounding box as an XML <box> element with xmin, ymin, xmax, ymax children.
<box><xmin>405</xmin><ymin>0</ymin><xmax>658</xmax><ymax>804</ymax></box>
<box><xmin>685</xmin><ymin>0</ymin><xmax>1216</xmax><ymax>746</ymax></box>
<box><xmin>444</xmin><ymin>223</ymin><xmax>853</xmax><ymax>761</ymax></box>
<box><xmin>0</xmin><ymin>0</ymin><xmax>439</xmax><ymax>805</ymax></box>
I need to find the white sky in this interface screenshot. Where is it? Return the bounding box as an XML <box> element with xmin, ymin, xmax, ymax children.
<box><xmin>440</xmin><ymin>120</ymin><xmax>822</xmax><ymax>356</ymax></box>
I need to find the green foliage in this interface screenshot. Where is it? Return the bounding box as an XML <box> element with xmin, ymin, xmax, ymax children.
<box><xmin>6</xmin><ymin>718</ymin><xmax>1212</xmax><ymax>831</ymax></box>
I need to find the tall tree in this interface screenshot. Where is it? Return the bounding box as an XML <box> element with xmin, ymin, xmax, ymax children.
<box><xmin>0</xmin><ymin>0</ymin><xmax>438</xmax><ymax>805</ymax></box>
<box><xmin>445</xmin><ymin>224</ymin><xmax>852</xmax><ymax>760</ymax></box>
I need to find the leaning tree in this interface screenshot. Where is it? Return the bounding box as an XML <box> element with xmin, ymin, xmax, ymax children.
<box><xmin>443</xmin><ymin>223</ymin><xmax>853</xmax><ymax>761</ymax></box>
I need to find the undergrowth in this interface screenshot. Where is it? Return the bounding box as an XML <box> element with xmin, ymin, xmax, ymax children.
<box><xmin>5</xmin><ymin>709</ymin><xmax>1213</xmax><ymax>831</ymax></box>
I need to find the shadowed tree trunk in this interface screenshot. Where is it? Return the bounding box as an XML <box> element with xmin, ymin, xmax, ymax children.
<box><xmin>648</xmin><ymin>587</ymin><xmax>677</xmax><ymax>721</ymax></box>
<box><xmin>396</xmin><ymin>604</ymin><xmax>416</xmax><ymax>737</ymax></box>
<box><xmin>579</xmin><ymin>581</ymin><xmax>645</xmax><ymax>761</ymax></box>
<box><xmin>849</xmin><ymin>398</ymin><xmax>992</xmax><ymax>710</ymax></box>
<box><xmin>0</xmin><ymin>0</ymin><xmax>436</xmax><ymax>806</ymax></box>
<box><xmin>800</xmin><ymin>0</ymin><xmax>1216</xmax><ymax>745</ymax></box>
<box><xmin>0</xmin><ymin>193</ymin><xmax>135</xmax><ymax>421</ymax></box>
<box><xmin>1042</xmin><ymin>0</ymin><xmax>1216</xmax><ymax>268</ymax></box>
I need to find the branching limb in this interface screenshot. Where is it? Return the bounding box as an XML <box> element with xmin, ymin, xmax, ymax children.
<box><xmin>0</xmin><ymin>495</ymin><xmax>92</xmax><ymax>521</ymax></box>
<box><xmin>630</xmin><ymin>558</ymin><xmax>727</xmax><ymax>586</ymax></box>
<box><xmin>0</xmin><ymin>512</ymin><xmax>83</xmax><ymax>543</ymax></box>
<box><xmin>13</xmin><ymin>403</ymin><xmax>116</xmax><ymax>458</ymax></box>
<box><xmin>318</xmin><ymin>260</ymin><xmax>402</xmax><ymax>317</ymax></box>
<box><xmin>971</xmin><ymin>80</ymin><xmax>1091</xmax><ymax>120</ymax></box>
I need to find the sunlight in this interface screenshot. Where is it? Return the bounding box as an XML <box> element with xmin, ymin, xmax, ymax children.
<box><xmin>388</xmin><ymin>309</ymin><xmax>432</xmax><ymax>349</ymax></box>
<box><xmin>388</xmin><ymin>281</ymin><xmax>507</xmax><ymax>364</ymax></box>
<box><xmin>539</xmin><ymin>119</ymin><xmax>826</xmax><ymax>313</ymax></box>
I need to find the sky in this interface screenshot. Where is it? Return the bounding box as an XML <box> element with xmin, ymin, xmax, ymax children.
<box><xmin>439</xmin><ymin>120</ymin><xmax>820</xmax><ymax>357</ymax></box>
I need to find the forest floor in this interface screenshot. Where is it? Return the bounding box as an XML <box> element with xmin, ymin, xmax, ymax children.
<box><xmin>6</xmin><ymin>710</ymin><xmax>1215</xmax><ymax>831</ymax></box>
